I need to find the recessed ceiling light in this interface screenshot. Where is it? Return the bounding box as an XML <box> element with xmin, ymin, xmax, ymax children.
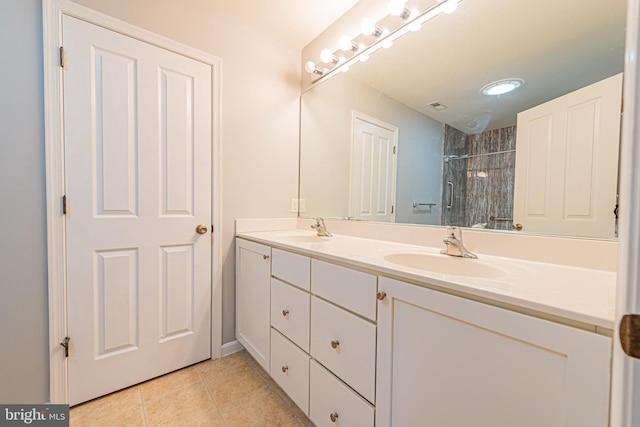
<box><xmin>481</xmin><ymin>78</ymin><xmax>524</xmax><ymax>96</ymax></box>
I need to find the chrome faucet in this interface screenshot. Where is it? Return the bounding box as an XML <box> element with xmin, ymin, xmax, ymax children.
<box><xmin>311</xmin><ymin>217</ymin><xmax>332</xmax><ymax>237</ymax></box>
<box><xmin>440</xmin><ymin>226</ymin><xmax>477</xmax><ymax>258</ymax></box>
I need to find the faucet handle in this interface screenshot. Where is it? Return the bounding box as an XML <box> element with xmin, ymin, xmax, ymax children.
<box><xmin>445</xmin><ymin>225</ymin><xmax>459</xmax><ymax>238</ymax></box>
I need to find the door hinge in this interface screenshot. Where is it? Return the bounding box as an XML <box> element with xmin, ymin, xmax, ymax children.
<box><xmin>60</xmin><ymin>337</ymin><xmax>70</xmax><ymax>358</ymax></box>
<box><xmin>620</xmin><ymin>314</ymin><xmax>640</xmax><ymax>359</ymax></box>
<box><xmin>62</xmin><ymin>195</ymin><xmax>68</xmax><ymax>215</ymax></box>
<box><xmin>391</xmin><ymin>205</ymin><xmax>394</xmax><ymax>214</ymax></box>
<box><xmin>59</xmin><ymin>47</ymin><xmax>66</xmax><ymax>68</ymax></box>
<box><xmin>393</xmin><ymin>146</ymin><xmax>397</xmax><ymax>155</ymax></box>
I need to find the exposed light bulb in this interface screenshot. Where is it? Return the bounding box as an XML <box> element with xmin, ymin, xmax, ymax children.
<box><xmin>361</xmin><ymin>18</ymin><xmax>382</xmax><ymax>37</ymax></box>
<box><xmin>388</xmin><ymin>0</ymin><xmax>407</xmax><ymax>16</ymax></box>
<box><xmin>304</xmin><ymin>61</ymin><xmax>315</xmax><ymax>73</ymax></box>
<box><xmin>389</xmin><ymin>0</ymin><xmax>413</xmax><ymax>20</ymax></box>
<box><xmin>304</xmin><ymin>60</ymin><xmax>323</xmax><ymax>75</ymax></box>
<box><xmin>320</xmin><ymin>48</ymin><xmax>337</xmax><ymax>64</ymax></box>
<box><xmin>338</xmin><ymin>35</ymin><xmax>358</xmax><ymax>52</ymax></box>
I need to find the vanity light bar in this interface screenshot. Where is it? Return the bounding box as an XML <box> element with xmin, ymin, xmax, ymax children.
<box><xmin>306</xmin><ymin>0</ymin><xmax>463</xmax><ymax>83</ymax></box>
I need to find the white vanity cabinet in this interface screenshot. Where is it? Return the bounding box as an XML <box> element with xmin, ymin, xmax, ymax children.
<box><xmin>376</xmin><ymin>276</ymin><xmax>613</xmax><ymax>427</ymax></box>
<box><xmin>236</xmin><ymin>239</ymin><xmax>379</xmax><ymax>425</ymax></box>
<box><xmin>235</xmin><ymin>239</ymin><xmax>271</xmax><ymax>372</ymax></box>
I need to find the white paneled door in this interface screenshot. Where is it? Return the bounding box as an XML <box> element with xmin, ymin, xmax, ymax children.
<box><xmin>513</xmin><ymin>73</ymin><xmax>623</xmax><ymax>238</ymax></box>
<box><xmin>62</xmin><ymin>15</ymin><xmax>212</xmax><ymax>405</ymax></box>
<box><xmin>350</xmin><ymin>113</ymin><xmax>398</xmax><ymax>222</ymax></box>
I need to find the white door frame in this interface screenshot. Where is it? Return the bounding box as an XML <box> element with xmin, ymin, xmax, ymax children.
<box><xmin>42</xmin><ymin>0</ymin><xmax>223</xmax><ymax>404</ymax></box>
<box><xmin>612</xmin><ymin>0</ymin><xmax>640</xmax><ymax>424</ymax></box>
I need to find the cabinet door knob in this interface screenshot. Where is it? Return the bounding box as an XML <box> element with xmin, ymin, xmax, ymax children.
<box><xmin>263</xmin><ymin>254</ymin><xmax>270</xmax><ymax>260</ymax></box>
<box><xmin>281</xmin><ymin>365</ymin><xmax>288</xmax><ymax>373</ymax></box>
<box><xmin>282</xmin><ymin>309</ymin><xmax>290</xmax><ymax>317</ymax></box>
<box><xmin>330</xmin><ymin>340</ymin><xmax>340</xmax><ymax>349</ymax></box>
<box><xmin>377</xmin><ymin>291</ymin><xmax>387</xmax><ymax>301</ymax></box>
<box><xmin>330</xmin><ymin>412</ymin><xmax>339</xmax><ymax>423</ymax></box>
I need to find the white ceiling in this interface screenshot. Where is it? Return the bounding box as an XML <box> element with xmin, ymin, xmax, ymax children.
<box><xmin>208</xmin><ymin>0</ymin><xmax>360</xmax><ymax>49</ymax></box>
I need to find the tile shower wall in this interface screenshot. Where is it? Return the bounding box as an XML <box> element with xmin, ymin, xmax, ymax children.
<box><xmin>441</xmin><ymin>124</ymin><xmax>516</xmax><ymax>230</ymax></box>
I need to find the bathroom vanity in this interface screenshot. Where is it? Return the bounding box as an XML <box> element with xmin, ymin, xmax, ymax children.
<box><xmin>235</xmin><ymin>224</ymin><xmax>614</xmax><ymax>427</ymax></box>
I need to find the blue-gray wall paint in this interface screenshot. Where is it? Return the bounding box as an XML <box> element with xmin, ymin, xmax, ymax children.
<box><xmin>0</xmin><ymin>0</ymin><xmax>50</xmax><ymax>403</ymax></box>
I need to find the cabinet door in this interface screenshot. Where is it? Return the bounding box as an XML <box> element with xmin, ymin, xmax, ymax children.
<box><xmin>376</xmin><ymin>277</ymin><xmax>612</xmax><ymax>427</ymax></box>
<box><xmin>235</xmin><ymin>239</ymin><xmax>271</xmax><ymax>371</ymax></box>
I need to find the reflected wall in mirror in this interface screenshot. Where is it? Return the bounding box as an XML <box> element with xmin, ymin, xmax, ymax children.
<box><xmin>299</xmin><ymin>0</ymin><xmax>626</xmax><ymax>238</ymax></box>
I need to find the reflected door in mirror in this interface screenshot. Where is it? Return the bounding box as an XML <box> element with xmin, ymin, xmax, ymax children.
<box><xmin>350</xmin><ymin>113</ymin><xmax>398</xmax><ymax>222</ymax></box>
<box><xmin>513</xmin><ymin>73</ymin><xmax>623</xmax><ymax>238</ymax></box>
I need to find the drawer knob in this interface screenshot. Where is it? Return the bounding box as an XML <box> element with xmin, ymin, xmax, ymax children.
<box><xmin>282</xmin><ymin>309</ymin><xmax>290</xmax><ymax>317</ymax></box>
<box><xmin>330</xmin><ymin>412</ymin><xmax>339</xmax><ymax>423</ymax></box>
<box><xmin>281</xmin><ymin>365</ymin><xmax>288</xmax><ymax>373</ymax></box>
<box><xmin>377</xmin><ymin>291</ymin><xmax>387</xmax><ymax>301</ymax></box>
<box><xmin>330</xmin><ymin>340</ymin><xmax>340</xmax><ymax>349</ymax></box>
<box><xmin>263</xmin><ymin>254</ymin><xmax>270</xmax><ymax>260</ymax></box>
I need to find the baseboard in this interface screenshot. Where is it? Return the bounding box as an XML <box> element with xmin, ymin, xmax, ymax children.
<box><xmin>221</xmin><ymin>340</ymin><xmax>244</xmax><ymax>357</ymax></box>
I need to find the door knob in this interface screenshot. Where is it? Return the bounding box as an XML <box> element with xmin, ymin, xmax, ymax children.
<box><xmin>196</xmin><ymin>224</ymin><xmax>208</xmax><ymax>235</ymax></box>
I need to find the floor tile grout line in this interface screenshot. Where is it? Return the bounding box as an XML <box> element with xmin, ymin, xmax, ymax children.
<box><xmin>138</xmin><ymin>385</ymin><xmax>149</xmax><ymax>427</ymax></box>
<box><xmin>195</xmin><ymin>360</ymin><xmax>229</xmax><ymax>427</ymax></box>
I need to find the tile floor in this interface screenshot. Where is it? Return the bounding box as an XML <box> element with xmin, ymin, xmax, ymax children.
<box><xmin>70</xmin><ymin>351</ymin><xmax>315</xmax><ymax>427</ymax></box>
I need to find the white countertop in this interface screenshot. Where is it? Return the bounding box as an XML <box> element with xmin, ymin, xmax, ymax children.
<box><xmin>237</xmin><ymin>228</ymin><xmax>616</xmax><ymax>329</ymax></box>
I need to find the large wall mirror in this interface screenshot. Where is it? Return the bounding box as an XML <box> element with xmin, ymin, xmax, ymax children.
<box><xmin>299</xmin><ymin>0</ymin><xmax>626</xmax><ymax>239</ymax></box>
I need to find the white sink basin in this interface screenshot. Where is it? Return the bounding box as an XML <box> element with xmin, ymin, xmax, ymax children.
<box><xmin>383</xmin><ymin>252</ymin><xmax>506</xmax><ymax>278</ymax></box>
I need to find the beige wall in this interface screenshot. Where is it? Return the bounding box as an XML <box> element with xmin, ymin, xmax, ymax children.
<box><xmin>71</xmin><ymin>0</ymin><xmax>301</xmax><ymax>345</ymax></box>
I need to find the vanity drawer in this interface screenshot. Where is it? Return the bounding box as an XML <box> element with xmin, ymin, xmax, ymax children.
<box><xmin>311</xmin><ymin>259</ymin><xmax>377</xmax><ymax>320</ymax></box>
<box><xmin>309</xmin><ymin>360</ymin><xmax>374</xmax><ymax>427</ymax></box>
<box><xmin>271</xmin><ymin>277</ymin><xmax>310</xmax><ymax>352</ymax></box>
<box><xmin>311</xmin><ymin>296</ymin><xmax>376</xmax><ymax>403</ymax></box>
<box><xmin>271</xmin><ymin>328</ymin><xmax>310</xmax><ymax>416</ymax></box>
<box><xmin>272</xmin><ymin>248</ymin><xmax>310</xmax><ymax>291</ymax></box>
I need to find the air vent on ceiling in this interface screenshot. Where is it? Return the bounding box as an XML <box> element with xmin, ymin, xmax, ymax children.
<box><xmin>427</xmin><ymin>101</ymin><xmax>448</xmax><ymax>111</ymax></box>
